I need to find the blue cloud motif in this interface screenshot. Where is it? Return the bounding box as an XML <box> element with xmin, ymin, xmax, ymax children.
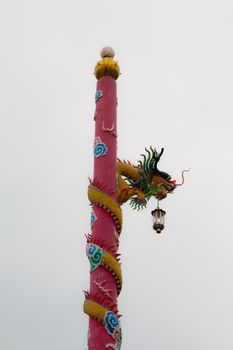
<box><xmin>94</xmin><ymin>140</ymin><xmax>108</xmax><ymax>158</ymax></box>
<box><xmin>95</xmin><ymin>90</ymin><xmax>103</xmax><ymax>102</ymax></box>
<box><xmin>90</xmin><ymin>211</ymin><xmax>97</xmax><ymax>227</ymax></box>
<box><xmin>87</xmin><ymin>244</ymin><xmax>97</xmax><ymax>257</ymax></box>
<box><xmin>86</xmin><ymin>243</ymin><xmax>103</xmax><ymax>272</ymax></box>
<box><xmin>104</xmin><ymin>311</ymin><xmax>119</xmax><ymax>336</ymax></box>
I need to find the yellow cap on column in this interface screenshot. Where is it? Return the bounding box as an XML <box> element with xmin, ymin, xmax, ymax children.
<box><xmin>94</xmin><ymin>47</ymin><xmax>120</xmax><ymax>80</ymax></box>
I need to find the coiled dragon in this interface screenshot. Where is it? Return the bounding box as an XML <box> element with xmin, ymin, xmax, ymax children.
<box><xmin>85</xmin><ymin>146</ymin><xmax>188</xmax><ymax>349</ymax></box>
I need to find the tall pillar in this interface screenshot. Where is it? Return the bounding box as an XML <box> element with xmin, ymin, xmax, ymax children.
<box><xmin>84</xmin><ymin>48</ymin><xmax>122</xmax><ymax>350</ymax></box>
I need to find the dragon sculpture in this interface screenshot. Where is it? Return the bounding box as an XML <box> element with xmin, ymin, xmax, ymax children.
<box><xmin>117</xmin><ymin>146</ymin><xmax>187</xmax><ymax>208</ymax></box>
<box><xmin>85</xmin><ymin>146</ymin><xmax>188</xmax><ymax>349</ymax></box>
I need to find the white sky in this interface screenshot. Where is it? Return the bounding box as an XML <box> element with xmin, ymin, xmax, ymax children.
<box><xmin>1</xmin><ymin>1</ymin><xmax>233</xmax><ymax>349</ymax></box>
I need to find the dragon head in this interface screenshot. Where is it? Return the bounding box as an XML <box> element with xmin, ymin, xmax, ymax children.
<box><xmin>122</xmin><ymin>147</ymin><xmax>189</xmax><ymax>210</ymax></box>
<box><xmin>128</xmin><ymin>147</ymin><xmax>189</xmax><ymax>209</ymax></box>
<box><xmin>150</xmin><ymin>173</ymin><xmax>176</xmax><ymax>200</ymax></box>
<box><xmin>137</xmin><ymin>147</ymin><xmax>175</xmax><ymax>200</ymax></box>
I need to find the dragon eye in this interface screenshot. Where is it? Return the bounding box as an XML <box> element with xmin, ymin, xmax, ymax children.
<box><xmin>159</xmin><ymin>171</ymin><xmax>171</xmax><ymax>181</ymax></box>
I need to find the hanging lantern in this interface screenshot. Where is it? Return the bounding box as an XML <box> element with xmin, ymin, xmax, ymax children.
<box><xmin>151</xmin><ymin>204</ymin><xmax>166</xmax><ymax>234</ymax></box>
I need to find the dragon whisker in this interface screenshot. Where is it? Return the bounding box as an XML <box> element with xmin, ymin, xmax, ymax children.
<box><xmin>175</xmin><ymin>169</ymin><xmax>191</xmax><ymax>186</ymax></box>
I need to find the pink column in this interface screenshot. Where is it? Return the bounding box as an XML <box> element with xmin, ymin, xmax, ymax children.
<box><xmin>89</xmin><ymin>76</ymin><xmax>118</xmax><ymax>349</ymax></box>
<box><xmin>86</xmin><ymin>49</ymin><xmax>121</xmax><ymax>348</ymax></box>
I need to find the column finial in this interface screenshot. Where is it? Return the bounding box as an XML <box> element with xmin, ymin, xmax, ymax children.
<box><xmin>94</xmin><ymin>47</ymin><xmax>120</xmax><ymax>80</ymax></box>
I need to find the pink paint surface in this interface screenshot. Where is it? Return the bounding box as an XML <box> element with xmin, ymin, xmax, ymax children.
<box><xmin>88</xmin><ymin>76</ymin><xmax>119</xmax><ymax>350</ymax></box>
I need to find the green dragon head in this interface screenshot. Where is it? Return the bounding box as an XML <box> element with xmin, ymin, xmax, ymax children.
<box><xmin>128</xmin><ymin>147</ymin><xmax>187</xmax><ymax>210</ymax></box>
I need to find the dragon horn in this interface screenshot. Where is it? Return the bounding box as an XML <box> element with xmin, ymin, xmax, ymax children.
<box><xmin>175</xmin><ymin>169</ymin><xmax>191</xmax><ymax>186</ymax></box>
<box><xmin>152</xmin><ymin>147</ymin><xmax>164</xmax><ymax>171</ymax></box>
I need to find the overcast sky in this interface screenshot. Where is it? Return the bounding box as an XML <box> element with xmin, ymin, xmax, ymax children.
<box><xmin>1</xmin><ymin>1</ymin><xmax>233</xmax><ymax>349</ymax></box>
